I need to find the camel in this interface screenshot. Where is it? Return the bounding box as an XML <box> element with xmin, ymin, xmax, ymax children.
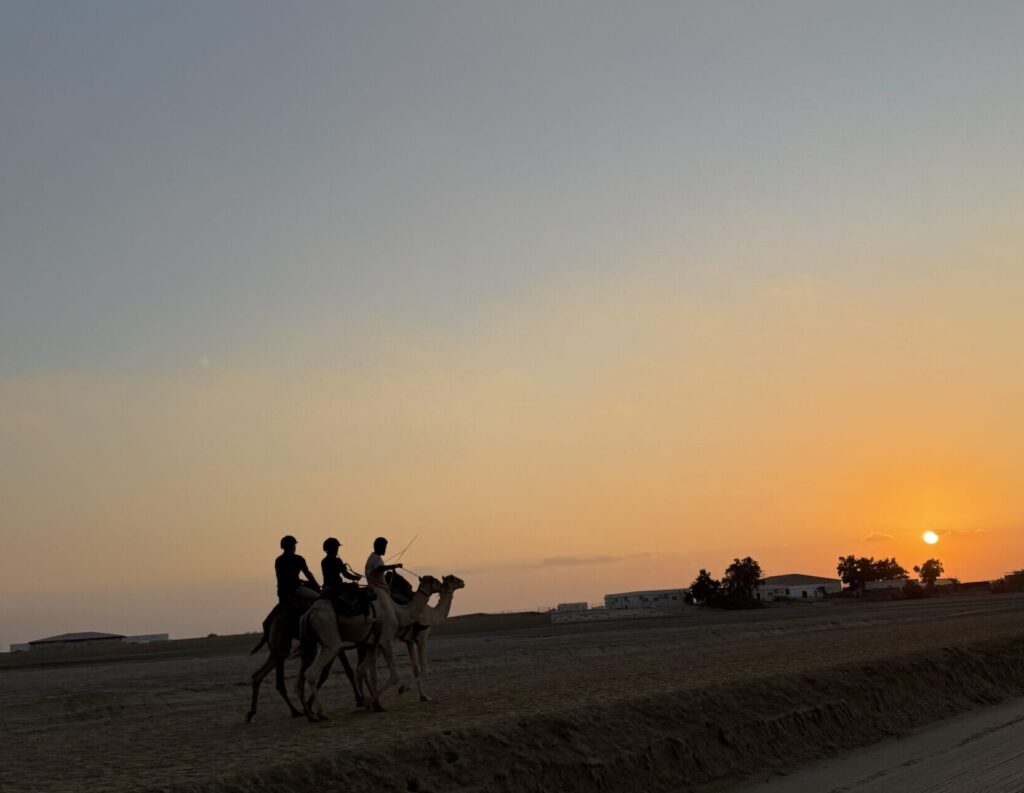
<box><xmin>245</xmin><ymin>602</ymin><xmax>362</xmax><ymax>723</ymax></box>
<box><xmin>297</xmin><ymin>575</ymin><xmax>442</xmax><ymax>720</ymax></box>
<box><xmin>398</xmin><ymin>574</ymin><xmax>465</xmax><ymax>701</ymax></box>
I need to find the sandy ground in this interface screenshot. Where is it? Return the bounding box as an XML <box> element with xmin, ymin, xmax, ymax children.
<box><xmin>2</xmin><ymin>593</ymin><xmax>1024</xmax><ymax>793</ymax></box>
<box><xmin>724</xmin><ymin>696</ymin><xmax>1024</xmax><ymax>793</ymax></box>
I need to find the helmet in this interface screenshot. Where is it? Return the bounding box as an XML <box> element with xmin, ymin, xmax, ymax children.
<box><xmin>280</xmin><ymin>535</ymin><xmax>298</xmax><ymax>549</ymax></box>
<box><xmin>323</xmin><ymin>537</ymin><xmax>341</xmax><ymax>551</ymax></box>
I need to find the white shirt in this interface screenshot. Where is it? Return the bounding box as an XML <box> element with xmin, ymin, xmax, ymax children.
<box><xmin>365</xmin><ymin>552</ymin><xmax>387</xmax><ymax>590</ymax></box>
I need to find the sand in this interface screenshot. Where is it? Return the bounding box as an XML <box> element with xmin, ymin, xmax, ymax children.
<box><xmin>722</xmin><ymin>696</ymin><xmax>1024</xmax><ymax>793</ymax></box>
<box><xmin>2</xmin><ymin>593</ymin><xmax>1024</xmax><ymax>793</ymax></box>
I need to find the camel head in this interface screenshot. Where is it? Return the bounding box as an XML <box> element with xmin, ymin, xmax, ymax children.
<box><xmin>441</xmin><ymin>574</ymin><xmax>466</xmax><ymax>593</ymax></box>
<box><xmin>417</xmin><ymin>575</ymin><xmax>443</xmax><ymax>596</ymax></box>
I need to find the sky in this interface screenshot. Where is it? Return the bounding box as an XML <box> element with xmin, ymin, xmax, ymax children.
<box><xmin>2</xmin><ymin>1</ymin><xmax>1024</xmax><ymax>650</ymax></box>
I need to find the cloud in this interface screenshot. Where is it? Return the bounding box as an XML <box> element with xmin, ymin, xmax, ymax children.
<box><xmin>443</xmin><ymin>552</ymin><xmax>653</xmax><ymax>576</ymax></box>
<box><xmin>541</xmin><ymin>553</ymin><xmax>650</xmax><ymax>567</ymax></box>
<box><xmin>861</xmin><ymin>532</ymin><xmax>893</xmax><ymax>543</ymax></box>
<box><xmin>937</xmin><ymin>528</ymin><xmax>993</xmax><ymax>537</ymax></box>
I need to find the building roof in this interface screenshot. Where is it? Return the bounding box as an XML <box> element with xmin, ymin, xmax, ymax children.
<box><xmin>760</xmin><ymin>574</ymin><xmax>840</xmax><ymax>586</ymax></box>
<box><xmin>29</xmin><ymin>632</ymin><xmax>126</xmax><ymax>645</ymax></box>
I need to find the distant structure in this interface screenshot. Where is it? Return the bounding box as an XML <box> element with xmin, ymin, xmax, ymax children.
<box><xmin>16</xmin><ymin>632</ymin><xmax>169</xmax><ymax>652</ymax></box>
<box><xmin>551</xmin><ymin>588</ymin><xmax>692</xmax><ymax>624</ymax></box>
<box><xmin>864</xmin><ymin>579</ymin><xmax>907</xmax><ymax>591</ymax></box>
<box><xmin>605</xmin><ymin>589</ymin><xmax>689</xmax><ymax>611</ymax></box>
<box><xmin>756</xmin><ymin>574</ymin><xmax>841</xmax><ymax>601</ymax></box>
<box><xmin>29</xmin><ymin>632</ymin><xmax>126</xmax><ymax>650</ymax></box>
<box><xmin>125</xmin><ymin>633</ymin><xmax>170</xmax><ymax>644</ymax></box>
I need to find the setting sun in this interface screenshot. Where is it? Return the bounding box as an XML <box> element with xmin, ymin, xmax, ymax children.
<box><xmin>923</xmin><ymin>531</ymin><xmax>940</xmax><ymax>545</ymax></box>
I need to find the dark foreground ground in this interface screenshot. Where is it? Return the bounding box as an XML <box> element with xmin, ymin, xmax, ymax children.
<box><xmin>2</xmin><ymin>593</ymin><xmax>1024</xmax><ymax>793</ymax></box>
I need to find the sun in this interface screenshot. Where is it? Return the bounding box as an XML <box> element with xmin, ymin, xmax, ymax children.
<box><xmin>923</xmin><ymin>530</ymin><xmax>939</xmax><ymax>545</ymax></box>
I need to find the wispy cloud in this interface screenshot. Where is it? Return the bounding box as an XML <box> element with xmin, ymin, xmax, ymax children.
<box><xmin>861</xmin><ymin>532</ymin><xmax>893</xmax><ymax>543</ymax></box>
<box><xmin>434</xmin><ymin>552</ymin><xmax>653</xmax><ymax>576</ymax></box>
<box><xmin>541</xmin><ymin>553</ymin><xmax>651</xmax><ymax>568</ymax></box>
<box><xmin>937</xmin><ymin>528</ymin><xmax>993</xmax><ymax>537</ymax></box>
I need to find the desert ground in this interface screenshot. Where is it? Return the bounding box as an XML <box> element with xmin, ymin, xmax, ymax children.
<box><xmin>2</xmin><ymin>593</ymin><xmax>1024</xmax><ymax>793</ymax></box>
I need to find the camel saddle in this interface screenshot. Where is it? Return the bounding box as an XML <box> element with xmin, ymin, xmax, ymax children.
<box><xmin>322</xmin><ymin>584</ymin><xmax>376</xmax><ymax>617</ymax></box>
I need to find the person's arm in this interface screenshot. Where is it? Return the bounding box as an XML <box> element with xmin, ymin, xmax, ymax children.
<box><xmin>342</xmin><ymin>565</ymin><xmax>362</xmax><ymax>581</ymax></box>
<box><xmin>382</xmin><ymin>563</ymin><xmax>403</xmax><ymax>573</ymax></box>
<box><xmin>301</xmin><ymin>561</ymin><xmax>320</xmax><ymax>590</ymax></box>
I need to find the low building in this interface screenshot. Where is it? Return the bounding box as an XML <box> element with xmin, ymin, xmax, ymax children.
<box><xmin>28</xmin><ymin>632</ymin><xmax>127</xmax><ymax>650</ymax></box>
<box><xmin>604</xmin><ymin>589</ymin><xmax>689</xmax><ymax>611</ymax></box>
<box><xmin>10</xmin><ymin>643</ymin><xmax>31</xmax><ymax>653</ymax></box>
<box><xmin>756</xmin><ymin>574</ymin><xmax>841</xmax><ymax>601</ymax></box>
<box><xmin>864</xmin><ymin>579</ymin><xmax>908</xmax><ymax>591</ymax></box>
<box><xmin>125</xmin><ymin>633</ymin><xmax>170</xmax><ymax>644</ymax></box>
<box><xmin>551</xmin><ymin>606</ymin><xmax>609</xmax><ymax>624</ymax></box>
<box><xmin>555</xmin><ymin>602</ymin><xmax>589</xmax><ymax>613</ymax></box>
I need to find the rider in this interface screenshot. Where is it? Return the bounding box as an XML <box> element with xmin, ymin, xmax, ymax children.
<box><xmin>365</xmin><ymin>536</ymin><xmax>403</xmax><ymax>593</ymax></box>
<box><xmin>275</xmin><ymin>535</ymin><xmax>320</xmax><ymax>609</ymax></box>
<box><xmin>321</xmin><ymin>537</ymin><xmax>362</xmax><ymax>595</ymax></box>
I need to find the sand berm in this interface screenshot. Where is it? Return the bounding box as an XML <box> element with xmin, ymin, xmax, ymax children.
<box><xmin>188</xmin><ymin>636</ymin><xmax>1024</xmax><ymax>793</ymax></box>
<box><xmin>3</xmin><ymin>593</ymin><xmax>1024</xmax><ymax>793</ymax></box>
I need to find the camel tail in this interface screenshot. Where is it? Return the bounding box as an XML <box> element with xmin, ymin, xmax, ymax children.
<box><xmin>298</xmin><ymin>611</ymin><xmax>317</xmax><ymax>669</ymax></box>
<box><xmin>251</xmin><ymin>604</ymin><xmax>278</xmax><ymax>654</ymax></box>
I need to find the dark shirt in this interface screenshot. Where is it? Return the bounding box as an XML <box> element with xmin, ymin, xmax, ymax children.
<box><xmin>322</xmin><ymin>555</ymin><xmax>359</xmax><ymax>591</ymax></box>
<box><xmin>321</xmin><ymin>556</ymin><xmax>345</xmax><ymax>590</ymax></box>
<box><xmin>275</xmin><ymin>552</ymin><xmax>308</xmax><ymax>598</ymax></box>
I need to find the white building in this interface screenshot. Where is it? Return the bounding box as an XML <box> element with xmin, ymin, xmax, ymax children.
<box><xmin>604</xmin><ymin>589</ymin><xmax>689</xmax><ymax>611</ymax></box>
<box><xmin>756</xmin><ymin>574</ymin><xmax>841</xmax><ymax>601</ymax></box>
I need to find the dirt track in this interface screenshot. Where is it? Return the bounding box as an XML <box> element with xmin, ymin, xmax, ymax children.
<box><xmin>2</xmin><ymin>594</ymin><xmax>1024</xmax><ymax>793</ymax></box>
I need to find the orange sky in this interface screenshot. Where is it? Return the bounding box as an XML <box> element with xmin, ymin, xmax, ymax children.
<box><xmin>3</xmin><ymin>3</ymin><xmax>1024</xmax><ymax>650</ymax></box>
<box><xmin>3</xmin><ymin>229</ymin><xmax>1024</xmax><ymax>648</ymax></box>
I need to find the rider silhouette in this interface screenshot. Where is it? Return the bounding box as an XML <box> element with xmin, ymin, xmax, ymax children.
<box><xmin>275</xmin><ymin>535</ymin><xmax>319</xmax><ymax>608</ymax></box>
<box><xmin>321</xmin><ymin>537</ymin><xmax>362</xmax><ymax>595</ymax></box>
<box><xmin>364</xmin><ymin>536</ymin><xmax>403</xmax><ymax>592</ymax></box>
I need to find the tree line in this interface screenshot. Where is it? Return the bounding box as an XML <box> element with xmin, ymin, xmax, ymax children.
<box><xmin>836</xmin><ymin>554</ymin><xmax>946</xmax><ymax>593</ymax></box>
<box><xmin>686</xmin><ymin>554</ymin><xmax>951</xmax><ymax>609</ymax></box>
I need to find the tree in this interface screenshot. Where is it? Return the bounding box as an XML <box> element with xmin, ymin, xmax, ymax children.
<box><xmin>913</xmin><ymin>558</ymin><xmax>944</xmax><ymax>588</ymax></box>
<box><xmin>872</xmin><ymin>557</ymin><xmax>908</xmax><ymax>582</ymax></box>
<box><xmin>689</xmin><ymin>569</ymin><xmax>721</xmax><ymax>605</ymax></box>
<box><xmin>837</xmin><ymin>555</ymin><xmax>908</xmax><ymax>592</ymax></box>
<box><xmin>837</xmin><ymin>555</ymin><xmax>876</xmax><ymax>592</ymax></box>
<box><xmin>722</xmin><ymin>557</ymin><xmax>763</xmax><ymax>603</ymax></box>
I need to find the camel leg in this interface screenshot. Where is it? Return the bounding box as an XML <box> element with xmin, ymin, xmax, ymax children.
<box><xmin>373</xmin><ymin>640</ymin><xmax>403</xmax><ymax>701</ymax></box>
<box><xmin>301</xmin><ymin>640</ymin><xmax>342</xmax><ymax>722</ymax></box>
<box><xmin>355</xmin><ymin>645</ymin><xmax>380</xmax><ymax>711</ymax></box>
<box><xmin>336</xmin><ymin>648</ymin><xmax>364</xmax><ymax>709</ymax></box>
<box><xmin>403</xmin><ymin>640</ymin><xmax>429</xmax><ymax>702</ymax></box>
<box><xmin>418</xmin><ymin>632</ymin><xmax>430</xmax><ymax>675</ymax></box>
<box><xmin>275</xmin><ymin>656</ymin><xmax>303</xmax><ymax>717</ymax></box>
<box><xmin>246</xmin><ymin>652</ymin><xmax>278</xmax><ymax>723</ymax></box>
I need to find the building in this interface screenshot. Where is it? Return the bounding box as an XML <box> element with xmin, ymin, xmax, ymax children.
<box><xmin>864</xmin><ymin>579</ymin><xmax>907</xmax><ymax>591</ymax></box>
<box><xmin>555</xmin><ymin>602</ymin><xmax>589</xmax><ymax>613</ymax></box>
<box><xmin>28</xmin><ymin>632</ymin><xmax>127</xmax><ymax>650</ymax></box>
<box><xmin>124</xmin><ymin>633</ymin><xmax>170</xmax><ymax>645</ymax></box>
<box><xmin>604</xmin><ymin>589</ymin><xmax>689</xmax><ymax>611</ymax></box>
<box><xmin>756</xmin><ymin>574</ymin><xmax>841</xmax><ymax>601</ymax></box>
<box><xmin>551</xmin><ymin>606</ymin><xmax>609</xmax><ymax>624</ymax></box>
